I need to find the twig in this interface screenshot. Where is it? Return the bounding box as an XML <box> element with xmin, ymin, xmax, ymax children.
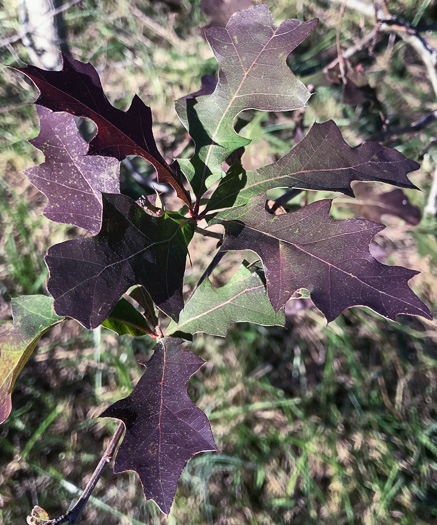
<box><xmin>373</xmin><ymin>109</ymin><xmax>437</xmax><ymax>142</ymax></box>
<box><xmin>46</xmin><ymin>422</ymin><xmax>124</xmax><ymax>525</ymax></box>
<box><xmin>328</xmin><ymin>0</ymin><xmax>375</xmax><ymax>18</ymax></box>
<box><xmin>0</xmin><ymin>0</ymin><xmax>82</xmax><ymax>49</ymax></box>
<box><xmin>123</xmin><ymin>158</ymin><xmax>171</xmax><ymax>194</ymax></box>
<box><xmin>323</xmin><ymin>28</ymin><xmax>378</xmax><ymax>72</ymax></box>
<box><xmin>328</xmin><ymin>0</ymin><xmax>437</xmax><ymax>97</ymax></box>
<box><xmin>379</xmin><ymin>19</ymin><xmax>437</xmax><ymax>97</ymax></box>
<box><xmin>190</xmin><ymin>250</ymin><xmax>226</xmax><ymax>298</ymax></box>
<box><xmin>271</xmin><ymin>189</ymin><xmax>303</xmax><ymax>212</ymax></box>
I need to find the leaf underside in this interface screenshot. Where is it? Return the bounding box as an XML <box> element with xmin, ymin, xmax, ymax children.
<box><xmin>212</xmin><ymin>196</ymin><xmax>431</xmax><ymax>322</ymax></box>
<box><xmin>101</xmin><ymin>338</ymin><xmax>216</xmax><ymax>514</ymax></box>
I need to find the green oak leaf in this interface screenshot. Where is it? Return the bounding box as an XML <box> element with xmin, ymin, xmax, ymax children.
<box><xmin>175</xmin><ymin>5</ymin><xmax>317</xmax><ymax>198</ymax></box>
<box><xmin>0</xmin><ymin>296</ymin><xmax>64</xmax><ymax>424</ymax></box>
<box><xmin>166</xmin><ymin>262</ymin><xmax>285</xmax><ymax>338</ymax></box>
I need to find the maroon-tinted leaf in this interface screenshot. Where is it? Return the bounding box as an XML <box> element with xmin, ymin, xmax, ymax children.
<box><xmin>175</xmin><ymin>5</ymin><xmax>318</xmax><ymax>196</ymax></box>
<box><xmin>207</xmin><ymin>120</ymin><xmax>419</xmax><ymax>211</ymax></box>
<box><xmin>212</xmin><ymin>196</ymin><xmax>431</xmax><ymax>322</ymax></box>
<box><xmin>348</xmin><ymin>182</ymin><xmax>421</xmax><ymax>225</ymax></box>
<box><xmin>46</xmin><ymin>194</ymin><xmax>194</xmax><ymax>328</ymax></box>
<box><xmin>25</xmin><ymin>106</ymin><xmax>120</xmax><ymax>234</ymax></box>
<box><xmin>15</xmin><ymin>54</ymin><xmax>191</xmax><ymax>207</ymax></box>
<box><xmin>100</xmin><ymin>338</ymin><xmax>216</xmax><ymax>514</ymax></box>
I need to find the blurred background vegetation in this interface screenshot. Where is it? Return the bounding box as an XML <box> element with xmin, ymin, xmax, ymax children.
<box><xmin>1</xmin><ymin>0</ymin><xmax>437</xmax><ymax>523</ymax></box>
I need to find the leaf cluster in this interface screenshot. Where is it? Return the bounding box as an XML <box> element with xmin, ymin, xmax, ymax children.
<box><xmin>0</xmin><ymin>4</ymin><xmax>431</xmax><ymax>515</ymax></box>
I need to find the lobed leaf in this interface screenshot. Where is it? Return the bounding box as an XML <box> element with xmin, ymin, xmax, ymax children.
<box><xmin>46</xmin><ymin>194</ymin><xmax>194</xmax><ymax>329</ymax></box>
<box><xmin>15</xmin><ymin>55</ymin><xmax>191</xmax><ymax>207</ymax></box>
<box><xmin>211</xmin><ymin>196</ymin><xmax>431</xmax><ymax>322</ymax></box>
<box><xmin>175</xmin><ymin>4</ymin><xmax>317</xmax><ymax>197</ymax></box>
<box><xmin>206</xmin><ymin>120</ymin><xmax>420</xmax><ymax>211</ymax></box>
<box><xmin>26</xmin><ymin>106</ymin><xmax>120</xmax><ymax>234</ymax></box>
<box><xmin>0</xmin><ymin>296</ymin><xmax>64</xmax><ymax>424</ymax></box>
<box><xmin>100</xmin><ymin>338</ymin><xmax>216</xmax><ymax>515</ymax></box>
<box><xmin>167</xmin><ymin>262</ymin><xmax>285</xmax><ymax>338</ymax></box>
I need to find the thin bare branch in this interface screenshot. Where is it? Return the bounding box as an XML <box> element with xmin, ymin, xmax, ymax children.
<box><xmin>44</xmin><ymin>422</ymin><xmax>124</xmax><ymax>525</ymax></box>
<box><xmin>328</xmin><ymin>0</ymin><xmax>437</xmax><ymax>97</ymax></box>
<box><xmin>373</xmin><ymin>110</ymin><xmax>437</xmax><ymax>142</ymax></box>
<box><xmin>130</xmin><ymin>5</ymin><xmax>181</xmax><ymax>46</ymax></box>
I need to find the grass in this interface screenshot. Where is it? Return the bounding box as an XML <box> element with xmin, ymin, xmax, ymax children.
<box><xmin>1</xmin><ymin>0</ymin><xmax>437</xmax><ymax>523</ymax></box>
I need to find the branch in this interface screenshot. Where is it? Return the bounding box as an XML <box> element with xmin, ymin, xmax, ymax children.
<box><xmin>379</xmin><ymin>21</ymin><xmax>437</xmax><ymax>97</ymax></box>
<box><xmin>336</xmin><ymin>0</ymin><xmax>348</xmax><ymax>84</ymax></box>
<box><xmin>323</xmin><ymin>28</ymin><xmax>378</xmax><ymax>72</ymax></box>
<box><xmin>191</xmin><ymin>249</ymin><xmax>226</xmax><ymax>294</ymax></box>
<box><xmin>271</xmin><ymin>189</ymin><xmax>303</xmax><ymax>211</ymax></box>
<box><xmin>372</xmin><ymin>109</ymin><xmax>437</xmax><ymax>142</ymax></box>
<box><xmin>44</xmin><ymin>422</ymin><xmax>124</xmax><ymax>525</ymax></box>
<box><xmin>130</xmin><ymin>5</ymin><xmax>181</xmax><ymax>46</ymax></box>
<box><xmin>328</xmin><ymin>0</ymin><xmax>437</xmax><ymax>97</ymax></box>
<box><xmin>327</xmin><ymin>0</ymin><xmax>375</xmax><ymax>18</ymax></box>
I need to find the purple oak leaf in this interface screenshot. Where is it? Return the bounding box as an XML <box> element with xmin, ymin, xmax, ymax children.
<box><xmin>46</xmin><ymin>194</ymin><xmax>194</xmax><ymax>328</ymax></box>
<box><xmin>100</xmin><ymin>338</ymin><xmax>216</xmax><ymax>515</ymax></box>
<box><xmin>212</xmin><ymin>196</ymin><xmax>431</xmax><ymax>322</ymax></box>
<box><xmin>15</xmin><ymin>55</ymin><xmax>191</xmax><ymax>207</ymax></box>
<box><xmin>25</xmin><ymin>106</ymin><xmax>120</xmax><ymax>234</ymax></box>
<box><xmin>207</xmin><ymin>120</ymin><xmax>420</xmax><ymax>211</ymax></box>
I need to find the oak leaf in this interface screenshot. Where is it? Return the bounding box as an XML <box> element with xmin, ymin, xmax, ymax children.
<box><xmin>212</xmin><ymin>196</ymin><xmax>431</xmax><ymax>321</ymax></box>
<box><xmin>26</xmin><ymin>106</ymin><xmax>120</xmax><ymax>234</ymax></box>
<box><xmin>101</xmin><ymin>338</ymin><xmax>216</xmax><ymax>514</ymax></box>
